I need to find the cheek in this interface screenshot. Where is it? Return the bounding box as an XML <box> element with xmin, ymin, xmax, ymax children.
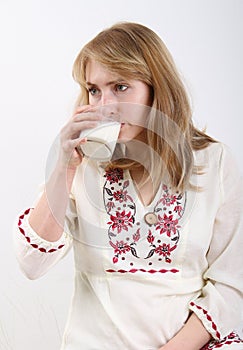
<box><xmin>89</xmin><ymin>96</ymin><xmax>99</xmax><ymax>106</ymax></box>
<box><xmin>134</xmin><ymin>86</ymin><xmax>152</xmax><ymax>107</ymax></box>
<box><xmin>128</xmin><ymin>93</ymin><xmax>149</xmax><ymax>106</ymax></box>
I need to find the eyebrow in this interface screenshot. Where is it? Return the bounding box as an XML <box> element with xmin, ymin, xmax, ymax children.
<box><xmin>86</xmin><ymin>79</ymin><xmax>127</xmax><ymax>87</ymax></box>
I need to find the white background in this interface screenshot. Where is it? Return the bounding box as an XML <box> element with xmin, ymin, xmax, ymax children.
<box><xmin>0</xmin><ymin>0</ymin><xmax>242</xmax><ymax>349</ymax></box>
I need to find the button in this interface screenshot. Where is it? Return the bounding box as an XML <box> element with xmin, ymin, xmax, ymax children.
<box><xmin>144</xmin><ymin>212</ymin><xmax>158</xmax><ymax>225</ymax></box>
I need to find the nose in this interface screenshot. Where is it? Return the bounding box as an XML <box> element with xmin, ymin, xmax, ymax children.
<box><xmin>100</xmin><ymin>89</ymin><xmax>117</xmax><ymax>106</ymax></box>
<box><xmin>98</xmin><ymin>91</ymin><xmax>119</xmax><ymax>121</ymax></box>
<box><xmin>98</xmin><ymin>91</ymin><xmax>119</xmax><ymax>120</ymax></box>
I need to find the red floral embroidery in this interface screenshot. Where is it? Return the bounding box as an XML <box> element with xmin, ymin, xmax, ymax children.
<box><xmin>107</xmin><ymin>210</ymin><xmax>134</xmax><ymax>234</ymax></box>
<box><xmin>103</xmin><ymin>168</ymin><xmax>186</xmax><ymax>268</ymax></box>
<box><xmin>109</xmin><ymin>228</ymin><xmax>141</xmax><ymax>263</ymax></box>
<box><xmin>154</xmin><ymin>243</ymin><xmax>176</xmax><ymax>263</ymax></box>
<box><xmin>110</xmin><ymin>240</ymin><xmax>131</xmax><ymax>263</ymax></box>
<box><xmin>106</xmin><ymin>201</ymin><xmax>115</xmax><ymax>212</ymax></box>
<box><xmin>132</xmin><ymin>229</ymin><xmax>140</xmax><ymax>242</ymax></box>
<box><xmin>156</xmin><ymin>214</ymin><xmax>180</xmax><ymax>237</ymax></box>
<box><xmin>160</xmin><ymin>192</ymin><xmax>177</xmax><ymax>206</ymax></box>
<box><xmin>104</xmin><ymin>167</ymin><xmax>123</xmax><ymax>183</ymax></box>
<box><xmin>147</xmin><ymin>230</ymin><xmax>155</xmax><ymax>244</ymax></box>
<box><xmin>145</xmin><ymin>230</ymin><xmax>177</xmax><ymax>262</ymax></box>
<box><xmin>113</xmin><ymin>189</ymin><xmax>132</xmax><ymax>202</ymax></box>
<box><xmin>18</xmin><ymin>208</ymin><xmax>65</xmax><ymax>253</ymax></box>
<box><xmin>174</xmin><ymin>205</ymin><xmax>183</xmax><ymax>215</ymax></box>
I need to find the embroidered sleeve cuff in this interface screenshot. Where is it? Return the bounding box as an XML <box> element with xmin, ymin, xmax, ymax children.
<box><xmin>200</xmin><ymin>332</ymin><xmax>243</xmax><ymax>349</ymax></box>
<box><xmin>18</xmin><ymin>208</ymin><xmax>69</xmax><ymax>253</ymax></box>
<box><xmin>189</xmin><ymin>301</ymin><xmax>221</xmax><ymax>340</ymax></box>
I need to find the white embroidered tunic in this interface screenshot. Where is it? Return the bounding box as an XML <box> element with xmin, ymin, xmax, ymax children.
<box><xmin>14</xmin><ymin>143</ymin><xmax>243</xmax><ymax>350</ymax></box>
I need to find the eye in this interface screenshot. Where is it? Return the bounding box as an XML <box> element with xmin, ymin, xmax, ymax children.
<box><xmin>88</xmin><ymin>87</ymin><xmax>100</xmax><ymax>96</ymax></box>
<box><xmin>116</xmin><ymin>84</ymin><xmax>128</xmax><ymax>92</ymax></box>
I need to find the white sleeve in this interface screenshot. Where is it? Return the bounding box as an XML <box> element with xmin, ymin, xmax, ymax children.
<box><xmin>190</xmin><ymin>145</ymin><xmax>243</xmax><ymax>340</ymax></box>
<box><xmin>13</xmin><ymin>196</ymin><xmax>76</xmax><ymax>280</ymax></box>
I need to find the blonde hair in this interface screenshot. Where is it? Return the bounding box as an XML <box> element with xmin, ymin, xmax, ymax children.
<box><xmin>72</xmin><ymin>22</ymin><xmax>216</xmax><ymax>192</ymax></box>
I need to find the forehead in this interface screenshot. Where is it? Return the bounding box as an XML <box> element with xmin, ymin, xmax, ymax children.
<box><xmin>85</xmin><ymin>59</ymin><xmax>123</xmax><ymax>84</ymax></box>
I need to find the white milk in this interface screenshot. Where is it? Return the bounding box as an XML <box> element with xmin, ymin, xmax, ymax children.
<box><xmin>77</xmin><ymin>121</ymin><xmax>121</xmax><ymax>161</ymax></box>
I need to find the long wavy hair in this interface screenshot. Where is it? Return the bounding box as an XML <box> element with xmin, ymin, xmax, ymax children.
<box><xmin>72</xmin><ymin>22</ymin><xmax>216</xmax><ymax>192</ymax></box>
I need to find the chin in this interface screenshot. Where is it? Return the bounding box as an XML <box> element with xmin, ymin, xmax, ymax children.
<box><xmin>118</xmin><ymin>125</ymin><xmax>145</xmax><ymax>143</ymax></box>
<box><xmin>117</xmin><ymin>136</ymin><xmax>130</xmax><ymax>143</ymax></box>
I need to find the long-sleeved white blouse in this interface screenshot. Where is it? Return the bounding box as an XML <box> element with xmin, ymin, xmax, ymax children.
<box><xmin>14</xmin><ymin>142</ymin><xmax>243</xmax><ymax>350</ymax></box>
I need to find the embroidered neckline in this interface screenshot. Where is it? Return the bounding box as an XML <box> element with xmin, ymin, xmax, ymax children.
<box><xmin>103</xmin><ymin>168</ymin><xmax>186</xmax><ymax>271</ymax></box>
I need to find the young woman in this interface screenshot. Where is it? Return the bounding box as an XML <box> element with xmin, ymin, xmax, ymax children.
<box><xmin>14</xmin><ymin>22</ymin><xmax>243</xmax><ymax>349</ymax></box>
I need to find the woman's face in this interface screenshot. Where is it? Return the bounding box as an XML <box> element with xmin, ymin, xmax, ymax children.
<box><xmin>85</xmin><ymin>59</ymin><xmax>152</xmax><ymax>142</ymax></box>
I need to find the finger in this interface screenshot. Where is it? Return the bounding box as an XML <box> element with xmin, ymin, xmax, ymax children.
<box><xmin>78</xmin><ymin>137</ymin><xmax>88</xmax><ymax>144</ymax></box>
<box><xmin>73</xmin><ymin>104</ymin><xmax>99</xmax><ymax>118</ymax></box>
<box><xmin>62</xmin><ymin>137</ymin><xmax>87</xmax><ymax>154</ymax></box>
<box><xmin>75</xmin><ymin>104</ymin><xmax>94</xmax><ymax>113</ymax></box>
<box><xmin>67</xmin><ymin>105</ymin><xmax>92</xmax><ymax>122</ymax></box>
<box><xmin>61</xmin><ymin>120</ymin><xmax>98</xmax><ymax>141</ymax></box>
<box><xmin>73</xmin><ymin>111</ymin><xmax>102</xmax><ymax>123</ymax></box>
<box><xmin>70</xmin><ymin>121</ymin><xmax>99</xmax><ymax>139</ymax></box>
<box><xmin>72</xmin><ymin>137</ymin><xmax>89</xmax><ymax>159</ymax></box>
